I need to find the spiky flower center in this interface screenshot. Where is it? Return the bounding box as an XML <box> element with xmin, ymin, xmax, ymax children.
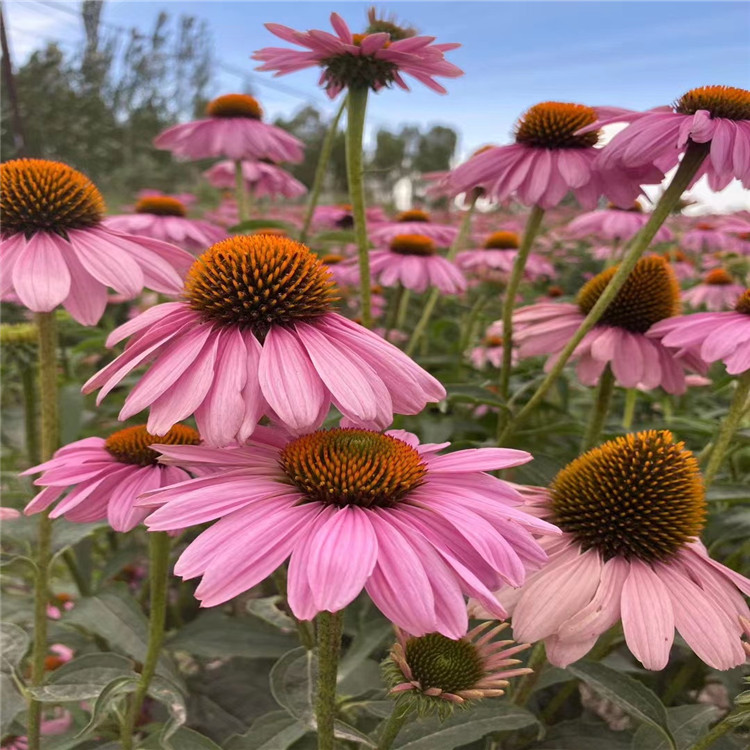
<box><xmin>321</xmin><ymin>253</ymin><xmax>344</xmax><ymax>265</ymax></box>
<box><xmin>134</xmin><ymin>196</ymin><xmax>186</xmax><ymax>217</ymax></box>
<box><xmin>547</xmin><ymin>285</ymin><xmax>564</xmax><ymax>298</ymax></box>
<box><xmin>397</xmin><ymin>209</ymin><xmax>431</xmax><ymax>223</ymax></box>
<box><xmin>105</xmin><ymin>424</ymin><xmax>200</xmax><ymax>467</ymax></box>
<box><xmin>704</xmin><ymin>268</ymin><xmax>734</xmax><ymax>285</ymax></box>
<box><xmin>485</xmin><ymin>335</ymin><xmax>503</xmax><ymax>347</ymax></box>
<box><xmin>207</xmin><ymin>94</ymin><xmax>263</xmax><ymax>119</ymax></box>
<box><xmin>405</xmin><ymin>633</ymin><xmax>485</xmax><ymax>694</ymax></box>
<box><xmin>551</xmin><ymin>430</ymin><xmax>705</xmax><ymax>562</ymax></box>
<box><xmin>321</xmin><ymin>40</ymin><xmax>398</xmax><ymax>92</ymax></box>
<box><xmin>484</xmin><ymin>231</ymin><xmax>520</xmax><ymax>249</ymax></box>
<box><xmin>514</xmin><ymin>102</ymin><xmax>599</xmax><ymax>149</ymax></box>
<box><xmin>663</xmin><ymin>249</ymin><xmax>688</xmax><ymax>263</ymax></box>
<box><xmin>252</xmin><ymin>227</ymin><xmax>288</xmax><ymax>237</ymax></box>
<box><xmin>735</xmin><ymin>289</ymin><xmax>750</xmax><ymax>315</ymax></box>
<box><xmin>0</xmin><ymin>158</ymin><xmax>105</xmax><ymax>237</ymax></box>
<box><xmin>366</xmin><ymin>7</ymin><xmax>416</xmax><ymax>41</ymax></box>
<box><xmin>577</xmin><ymin>256</ymin><xmax>680</xmax><ymax>333</ymax></box>
<box><xmin>280</xmin><ymin>429</ymin><xmax>426</xmax><ymax>508</ymax></box>
<box><xmin>675</xmin><ymin>86</ymin><xmax>750</xmax><ymax>121</ymax></box>
<box><xmin>390</xmin><ymin>234</ymin><xmax>436</xmax><ymax>256</ymax></box>
<box><xmin>185</xmin><ymin>236</ymin><xmax>337</xmax><ymax>334</ymax></box>
<box><xmin>607</xmin><ymin>201</ymin><xmax>643</xmax><ymax>213</ymax></box>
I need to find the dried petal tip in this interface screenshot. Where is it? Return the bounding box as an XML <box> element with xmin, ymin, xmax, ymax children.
<box><xmin>384</xmin><ymin>623</ymin><xmax>531</xmax><ymax>718</ymax></box>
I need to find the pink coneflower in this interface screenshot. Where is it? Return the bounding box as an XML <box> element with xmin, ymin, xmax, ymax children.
<box><xmin>349</xmin><ymin>234</ymin><xmax>466</xmax><ymax>294</ymax></box>
<box><xmin>469</xmin><ymin>322</ymin><xmax>516</xmax><ymax>370</ymax></box>
<box><xmin>23</xmin><ymin>424</ymin><xmax>199</xmax><ymax>532</ymax></box>
<box><xmin>566</xmin><ymin>203</ymin><xmax>673</xmax><ymax>244</ymax></box>
<box><xmin>485</xmin><ymin>431</ymin><xmax>750</xmax><ymax>670</ymax></box>
<box><xmin>513</xmin><ymin>256</ymin><xmax>705</xmax><ymax>393</ymax></box>
<box><xmin>682</xmin><ymin>269</ymin><xmax>746</xmax><ymax>311</ymax></box>
<box><xmin>2</xmin><ymin>710</ymin><xmax>72</xmax><ymax>750</ymax></box>
<box><xmin>368</xmin><ymin>209</ymin><xmax>458</xmax><ymax>247</ymax></box>
<box><xmin>313</xmin><ymin>204</ymin><xmax>387</xmax><ymax>231</ymax></box>
<box><xmin>141</xmin><ymin>426</ymin><xmax>556</xmax><ymax>636</ymax></box>
<box><xmin>448</xmin><ymin>102</ymin><xmax>643</xmax><ymax>209</ymax></box>
<box><xmin>154</xmin><ymin>94</ymin><xmax>304</xmax><ymax>162</ymax></box>
<box><xmin>456</xmin><ymin>230</ymin><xmax>554</xmax><ymax>280</ymax></box>
<box><xmin>252</xmin><ymin>12</ymin><xmax>462</xmax><ymax>99</ymax></box>
<box><xmin>682</xmin><ymin>221</ymin><xmax>736</xmax><ymax>253</ymax></box>
<box><xmin>203</xmin><ymin>160</ymin><xmax>307</xmax><ymax>199</ymax></box>
<box><xmin>594</xmin><ymin>86</ymin><xmax>750</xmax><ymax>194</ymax></box>
<box><xmin>105</xmin><ymin>194</ymin><xmax>226</xmax><ymax>254</ymax></box>
<box><xmin>661</xmin><ymin>249</ymin><xmax>697</xmax><ymax>281</ymax></box>
<box><xmin>0</xmin><ymin>160</ymin><xmax>193</xmax><ymax>325</ymax></box>
<box><xmin>385</xmin><ymin>623</ymin><xmax>531</xmax><ymax>716</ymax></box>
<box><xmin>0</xmin><ymin>507</ymin><xmax>20</xmax><ymax>520</ymax></box>
<box><xmin>83</xmin><ymin>235</ymin><xmax>446</xmax><ymax>445</ymax></box>
<box><xmin>649</xmin><ymin>289</ymin><xmax>750</xmax><ymax>375</ymax></box>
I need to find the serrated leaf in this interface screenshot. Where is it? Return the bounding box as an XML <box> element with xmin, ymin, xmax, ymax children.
<box><xmin>269</xmin><ymin>647</ymin><xmax>316</xmax><ymax>724</ymax></box>
<box><xmin>568</xmin><ymin>662</ymin><xmax>676</xmax><ymax>750</ymax></box>
<box><xmin>0</xmin><ymin>621</ymin><xmax>30</xmax><ymax>670</ymax></box>
<box><xmin>392</xmin><ymin>702</ymin><xmax>539</xmax><ymax>749</ymax></box>
<box><xmin>225</xmin><ymin>710</ymin><xmax>308</xmax><ymax>750</ymax></box>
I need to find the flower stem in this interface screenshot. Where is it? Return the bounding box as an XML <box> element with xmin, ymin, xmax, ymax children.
<box><xmin>345</xmin><ymin>85</ymin><xmax>372</xmax><ymax>328</ymax></box>
<box><xmin>496</xmin><ymin>205</ymin><xmax>545</xmax><ymax>439</ymax></box>
<box><xmin>498</xmin><ymin>140</ymin><xmax>710</xmax><ymax>445</ymax></box>
<box><xmin>300</xmin><ymin>97</ymin><xmax>347</xmax><ymax>245</ymax></box>
<box><xmin>685</xmin><ymin>709</ymin><xmax>742</xmax><ymax>750</ymax></box>
<box><xmin>27</xmin><ymin>312</ymin><xmax>59</xmax><ymax>750</ymax></box>
<box><xmin>581</xmin><ymin>365</ymin><xmax>616</xmax><ymax>452</ymax></box>
<box><xmin>702</xmin><ymin>371</ymin><xmax>750</xmax><ymax>488</ymax></box>
<box><xmin>622</xmin><ymin>388</ymin><xmax>638</xmax><ymax>429</ymax></box>
<box><xmin>405</xmin><ymin>195</ymin><xmax>478</xmax><ymax>356</ymax></box>
<box><xmin>234</xmin><ymin>159</ymin><xmax>249</xmax><ymax>224</ymax></box>
<box><xmin>377</xmin><ymin>704</ymin><xmax>413</xmax><ymax>750</ymax></box>
<box><xmin>315</xmin><ymin>610</ymin><xmax>343</xmax><ymax>750</ymax></box>
<box><xmin>121</xmin><ymin>532</ymin><xmax>171</xmax><ymax>749</ymax></box>
<box><xmin>510</xmin><ymin>641</ymin><xmax>546</xmax><ymax>707</ymax></box>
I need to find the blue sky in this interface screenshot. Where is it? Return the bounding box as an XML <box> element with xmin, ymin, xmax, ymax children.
<box><xmin>5</xmin><ymin>1</ymin><xmax>750</xmax><ymax>209</ymax></box>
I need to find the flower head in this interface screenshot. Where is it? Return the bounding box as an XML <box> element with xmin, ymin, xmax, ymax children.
<box><xmin>141</xmin><ymin>427</ymin><xmax>555</xmax><ymax>636</ymax></box>
<box><xmin>0</xmin><ymin>159</ymin><xmax>193</xmax><ymax>323</ymax></box>
<box><xmin>204</xmin><ymin>160</ymin><xmax>307</xmax><ymax>199</ymax></box>
<box><xmin>384</xmin><ymin>622</ymin><xmax>531</xmax><ymax>717</ymax></box>
<box><xmin>253</xmin><ymin>12</ymin><xmax>462</xmax><ymax>98</ymax></box>
<box><xmin>682</xmin><ymin>270</ymin><xmax>746</xmax><ymax>311</ymax></box>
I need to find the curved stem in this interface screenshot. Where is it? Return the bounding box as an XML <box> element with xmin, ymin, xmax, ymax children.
<box><xmin>702</xmin><ymin>371</ymin><xmax>750</xmax><ymax>487</ymax></box>
<box><xmin>498</xmin><ymin>141</ymin><xmax>710</xmax><ymax>445</ymax></box>
<box><xmin>121</xmin><ymin>532</ymin><xmax>171</xmax><ymax>749</ymax></box>
<box><xmin>377</xmin><ymin>704</ymin><xmax>412</xmax><ymax>750</ymax></box>
<box><xmin>300</xmin><ymin>97</ymin><xmax>347</xmax><ymax>245</ymax></box>
<box><xmin>496</xmin><ymin>205</ymin><xmax>545</xmax><ymax>439</ymax></box>
<box><xmin>581</xmin><ymin>365</ymin><xmax>616</xmax><ymax>452</ymax></box>
<box><xmin>405</xmin><ymin>195</ymin><xmax>478</xmax><ymax>356</ymax></box>
<box><xmin>345</xmin><ymin>86</ymin><xmax>372</xmax><ymax>328</ymax></box>
<box><xmin>234</xmin><ymin>159</ymin><xmax>249</xmax><ymax>224</ymax></box>
<box><xmin>27</xmin><ymin>312</ymin><xmax>59</xmax><ymax>750</ymax></box>
<box><xmin>315</xmin><ymin>611</ymin><xmax>343</xmax><ymax>750</ymax></box>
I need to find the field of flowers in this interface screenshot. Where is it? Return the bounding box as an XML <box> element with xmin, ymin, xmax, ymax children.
<box><xmin>1</xmin><ymin>6</ymin><xmax>749</xmax><ymax>750</ymax></box>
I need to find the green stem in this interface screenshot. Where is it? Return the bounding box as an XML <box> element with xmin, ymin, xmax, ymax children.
<box><xmin>685</xmin><ymin>709</ymin><xmax>742</xmax><ymax>750</ymax></box>
<box><xmin>300</xmin><ymin>97</ymin><xmax>347</xmax><ymax>245</ymax></box>
<box><xmin>510</xmin><ymin>641</ymin><xmax>546</xmax><ymax>707</ymax></box>
<box><xmin>121</xmin><ymin>532</ymin><xmax>171</xmax><ymax>750</ymax></box>
<box><xmin>498</xmin><ymin>140</ymin><xmax>710</xmax><ymax>445</ymax></box>
<box><xmin>622</xmin><ymin>388</ymin><xmax>637</xmax><ymax>429</ymax></box>
<box><xmin>62</xmin><ymin>549</ymin><xmax>90</xmax><ymax>598</ymax></box>
<box><xmin>345</xmin><ymin>86</ymin><xmax>372</xmax><ymax>328</ymax></box>
<box><xmin>405</xmin><ymin>195</ymin><xmax>478</xmax><ymax>356</ymax></box>
<box><xmin>581</xmin><ymin>365</ymin><xmax>616</xmax><ymax>452</ymax></box>
<box><xmin>315</xmin><ymin>610</ymin><xmax>343</xmax><ymax>750</ymax></box>
<box><xmin>21</xmin><ymin>364</ymin><xmax>39</xmax><ymax>464</ymax></box>
<box><xmin>702</xmin><ymin>371</ymin><xmax>750</xmax><ymax>487</ymax></box>
<box><xmin>27</xmin><ymin>312</ymin><xmax>59</xmax><ymax>750</ymax></box>
<box><xmin>234</xmin><ymin>159</ymin><xmax>249</xmax><ymax>224</ymax></box>
<box><xmin>377</xmin><ymin>704</ymin><xmax>413</xmax><ymax>750</ymax></box>
<box><xmin>498</xmin><ymin>205</ymin><xmax>545</xmax><ymax>401</ymax></box>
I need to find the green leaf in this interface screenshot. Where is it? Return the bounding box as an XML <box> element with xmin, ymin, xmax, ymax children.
<box><xmin>338</xmin><ymin>619</ymin><xmax>393</xmax><ymax>685</ymax></box>
<box><xmin>536</xmin><ymin>719</ymin><xmax>633</xmax><ymax>749</ymax></box>
<box><xmin>27</xmin><ymin>652</ymin><xmax>137</xmax><ymax>702</ymax></box>
<box><xmin>0</xmin><ymin>673</ymin><xmax>26</xmax><ymax>735</ymax></box>
<box><xmin>632</xmin><ymin>705</ymin><xmax>721</xmax><ymax>750</ymax></box>
<box><xmin>334</xmin><ymin>719</ymin><xmax>377</xmax><ymax>746</ymax></box>
<box><xmin>149</xmin><ymin>674</ymin><xmax>188</xmax><ymax>745</ymax></box>
<box><xmin>392</xmin><ymin>702</ymin><xmax>539</xmax><ymax>749</ymax></box>
<box><xmin>77</xmin><ymin>674</ymin><xmax>138</xmax><ymax>738</ymax></box>
<box><xmin>311</xmin><ymin>230</ymin><xmax>357</xmax><ymax>244</ymax></box>
<box><xmin>141</xmin><ymin>727</ymin><xmax>223</xmax><ymax>750</ymax></box>
<box><xmin>246</xmin><ymin>596</ymin><xmax>296</xmax><ymax>631</ymax></box>
<box><xmin>225</xmin><ymin>710</ymin><xmax>308</xmax><ymax>750</ymax></box>
<box><xmin>567</xmin><ymin>662</ymin><xmax>676</xmax><ymax>750</ymax></box>
<box><xmin>168</xmin><ymin>610</ymin><xmax>297</xmax><ymax>659</ymax></box>
<box><xmin>269</xmin><ymin>647</ymin><xmax>316</xmax><ymax>724</ymax></box>
<box><xmin>229</xmin><ymin>219</ymin><xmax>295</xmax><ymax>233</ymax></box>
<box><xmin>59</xmin><ymin>383</ymin><xmax>84</xmax><ymax>445</ymax></box>
<box><xmin>0</xmin><ymin>621</ymin><xmax>30</xmax><ymax>670</ymax></box>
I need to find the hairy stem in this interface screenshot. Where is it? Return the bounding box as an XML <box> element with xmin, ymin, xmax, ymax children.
<box><xmin>377</xmin><ymin>704</ymin><xmax>413</xmax><ymax>750</ymax></box>
<box><xmin>315</xmin><ymin>611</ymin><xmax>343</xmax><ymax>750</ymax></box>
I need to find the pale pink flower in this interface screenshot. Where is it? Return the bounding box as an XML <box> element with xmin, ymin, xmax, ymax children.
<box><xmin>0</xmin><ymin>160</ymin><xmax>193</xmax><ymax>325</ymax></box>
<box><xmin>648</xmin><ymin>289</ymin><xmax>750</xmax><ymax>374</ymax></box>
<box><xmin>141</xmin><ymin>426</ymin><xmax>555</xmax><ymax>636</ymax></box>
<box><xmin>566</xmin><ymin>204</ymin><xmax>673</xmax><ymax>244</ymax></box>
<box><xmin>482</xmin><ymin>432</ymin><xmax>750</xmax><ymax>671</ymax></box>
<box><xmin>23</xmin><ymin>425</ymin><xmax>199</xmax><ymax>532</ymax></box>
<box><xmin>203</xmin><ymin>160</ymin><xmax>307</xmax><ymax>199</ymax></box>
<box><xmin>154</xmin><ymin>94</ymin><xmax>304</xmax><ymax>162</ymax></box>
<box><xmin>83</xmin><ymin>236</ymin><xmax>445</xmax><ymax>446</ymax></box>
<box><xmin>369</xmin><ymin>209</ymin><xmax>458</xmax><ymax>247</ymax></box>
<box><xmin>1</xmin><ymin>710</ymin><xmax>72</xmax><ymax>749</ymax></box>
<box><xmin>682</xmin><ymin>270</ymin><xmax>746</xmax><ymax>311</ymax></box>
<box><xmin>682</xmin><ymin>221</ymin><xmax>737</xmax><ymax>253</ymax></box>
<box><xmin>313</xmin><ymin>204</ymin><xmax>387</xmax><ymax>231</ymax></box>
<box><xmin>0</xmin><ymin>507</ymin><xmax>20</xmax><ymax>520</ymax></box>
<box><xmin>253</xmin><ymin>12</ymin><xmax>462</xmax><ymax>99</ymax></box>
<box><xmin>456</xmin><ymin>230</ymin><xmax>554</xmax><ymax>280</ymax></box>
<box><xmin>469</xmin><ymin>322</ymin><xmax>516</xmax><ymax>370</ymax></box>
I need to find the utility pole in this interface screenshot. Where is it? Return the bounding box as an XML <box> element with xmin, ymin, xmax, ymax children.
<box><xmin>0</xmin><ymin>1</ymin><xmax>26</xmax><ymax>155</ymax></box>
